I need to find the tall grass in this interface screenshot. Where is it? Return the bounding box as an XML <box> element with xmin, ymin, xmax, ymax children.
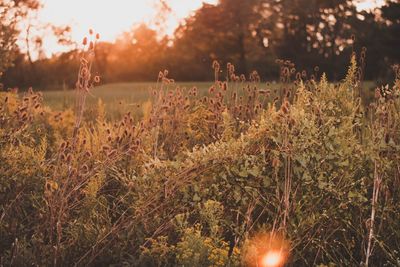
<box><xmin>0</xmin><ymin>47</ymin><xmax>399</xmax><ymax>266</ymax></box>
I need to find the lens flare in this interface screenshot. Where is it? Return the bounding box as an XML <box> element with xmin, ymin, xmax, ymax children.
<box><xmin>260</xmin><ymin>250</ymin><xmax>284</xmax><ymax>267</ymax></box>
<box><xmin>242</xmin><ymin>232</ymin><xmax>289</xmax><ymax>267</ymax></box>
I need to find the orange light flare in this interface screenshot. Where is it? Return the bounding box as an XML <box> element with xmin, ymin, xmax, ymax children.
<box><xmin>242</xmin><ymin>232</ymin><xmax>290</xmax><ymax>267</ymax></box>
<box><xmin>260</xmin><ymin>250</ymin><xmax>285</xmax><ymax>267</ymax></box>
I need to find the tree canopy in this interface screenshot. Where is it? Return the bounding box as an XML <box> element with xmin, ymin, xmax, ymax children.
<box><xmin>1</xmin><ymin>0</ymin><xmax>399</xmax><ymax>88</ymax></box>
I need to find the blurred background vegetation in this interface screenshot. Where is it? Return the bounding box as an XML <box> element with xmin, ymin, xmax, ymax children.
<box><xmin>1</xmin><ymin>0</ymin><xmax>399</xmax><ymax>90</ymax></box>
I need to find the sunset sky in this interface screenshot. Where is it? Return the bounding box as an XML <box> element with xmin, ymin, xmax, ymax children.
<box><xmin>32</xmin><ymin>0</ymin><xmax>384</xmax><ymax>56</ymax></box>
<box><xmin>36</xmin><ymin>0</ymin><xmax>217</xmax><ymax>56</ymax></box>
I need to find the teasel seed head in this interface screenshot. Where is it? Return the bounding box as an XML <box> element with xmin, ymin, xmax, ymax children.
<box><xmin>281</xmin><ymin>100</ymin><xmax>290</xmax><ymax>114</ymax></box>
<box><xmin>107</xmin><ymin>150</ymin><xmax>117</xmax><ymax>157</ymax></box>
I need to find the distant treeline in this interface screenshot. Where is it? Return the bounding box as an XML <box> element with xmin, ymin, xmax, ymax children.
<box><xmin>1</xmin><ymin>0</ymin><xmax>400</xmax><ymax>89</ymax></box>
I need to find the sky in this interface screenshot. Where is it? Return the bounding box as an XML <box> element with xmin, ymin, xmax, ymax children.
<box><xmin>356</xmin><ymin>0</ymin><xmax>386</xmax><ymax>11</ymax></box>
<box><xmin>34</xmin><ymin>0</ymin><xmax>218</xmax><ymax>56</ymax></box>
<box><xmin>27</xmin><ymin>0</ymin><xmax>384</xmax><ymax>57</ymax></box>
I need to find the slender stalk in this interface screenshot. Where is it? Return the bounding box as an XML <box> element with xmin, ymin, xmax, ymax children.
<box><xmin>365</xmin><ymin>161</ymin><xmax>382</xmax><ymax>266</ymax></box>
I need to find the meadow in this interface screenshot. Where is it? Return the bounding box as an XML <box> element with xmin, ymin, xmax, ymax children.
<box><xmin>43</xmin><ymin>82</ymin><xmax>214</xmax><ymax>119</ymax></box>
<box><xmin>42</xmin><ymin>81</ymin><xmax>377</xmax><ymax>119</ymax></box>
<box><xmin>1</xmin><ymin>55</ymin><xmax>399</xmax><ymax>267</ymax></box>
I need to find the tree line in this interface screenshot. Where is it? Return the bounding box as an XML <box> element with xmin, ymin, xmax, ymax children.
<box><xmin>1</xmin><ymin>0</ymin><xmax>399</xmax><ymax>89</ymax></box>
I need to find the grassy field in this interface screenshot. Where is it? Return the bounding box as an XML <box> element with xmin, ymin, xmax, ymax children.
<box><xmin>43</xmin><ymin>81</ymin><xmax>377</xmax><ymax>114</ymax></box>
<box><xmin>43</xmin><ymin>82</ymin><xmax>213</xmax><ymax>107</ymax></box>
<box><xmin>2</xmin><ymin>64</ymin><xmax>399</xmax><ymax>266</ymax></box>
<box><xmin>42</xmin><ymin>82</ymin><xmax>214</xmax><ymax>119</ymax></box>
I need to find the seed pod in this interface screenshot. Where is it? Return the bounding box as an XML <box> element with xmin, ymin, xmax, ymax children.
<box><xmin>232</xmin><ymin>92</ymin><xmax>237</xmax><ymax>101</ymax></box>
<box><xmin>107</xmin><ymin>150</ymin><xmax>117</xmax><ymax>157</ymax></box>
<box><xmin>60</xmin><ymin>142</ymin><xmax>67</xmax><ymax>150</ymax></box>
<box><xmin>272</xmin><ymin>158</ymin><xmax>280</xmax><ymax>168</ymax></box>
<box><xmin>281</xmin><ymin>100</ymin><xmax>290</xmax><ymax>114</ymax></box>
<box><xmin>82</xmin><ymin>164</ymin><xmax>89</xmax><ymax>173</ymax></box>
<box><xmin>374</xmin><ymin>88</ymin><xmax>381</xmax><ymax>99</ymax></box>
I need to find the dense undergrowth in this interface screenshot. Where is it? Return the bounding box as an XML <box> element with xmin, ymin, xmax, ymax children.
<box><xmin>0</xmin><ymin>55</ymin><xmax>400</xmax><ymax>266</ymax></box>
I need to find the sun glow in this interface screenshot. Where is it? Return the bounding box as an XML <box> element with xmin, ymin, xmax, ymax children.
<box><xmin>260</xmin><ymin>250</ymin><xmax>285</xmax><ymax>267</ymax></box>
<box><xmin>242</xmin><ymin>232</ymin><xmax>289</xmax><ymax>267</ymax></box>
<box><xmin>37</xmin><ymin>0</ymin><xmax>218</xmax><ymax>55</ymax></box>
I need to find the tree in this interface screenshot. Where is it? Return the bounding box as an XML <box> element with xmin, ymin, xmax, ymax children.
<box><xmin>0</xmin><ymin>0</ymin><xmax>40</xmax><ymax>75</ymax></box>
<box><xmin>170</xmin><ymin>0</ymin><xmax>269</xmax><ymax>80</ymax></box>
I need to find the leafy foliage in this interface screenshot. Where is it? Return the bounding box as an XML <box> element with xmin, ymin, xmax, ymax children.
<box><xmin>0</xmin><ymin>60</ymin><xmax>399</xmax><ymax>266</ymax></box>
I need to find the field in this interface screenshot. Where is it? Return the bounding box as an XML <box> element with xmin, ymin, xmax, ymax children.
<box><xmin>2</xmin><ymin>0</ymin><xmax>400</xmax><ymax>266</ymax></box>
<box><xmin>1</xmin><ymin>58</ymin><xmax>399</xmax><ymax>267</ymax></box>
<box><xmin>43</xmin><ymin>82</ymin><xmax>214</xmax><ymax>118</ymax></box>
<box><xmin>42</xmin><ymin>81</ymin><xmax>377</xmax><ymax>118</ymax></box>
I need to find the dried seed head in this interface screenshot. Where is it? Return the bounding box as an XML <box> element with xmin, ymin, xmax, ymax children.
<box><xmin>82</xmin><ymin>37</ymin><xmax>88</xmax><ymax>46</ymax></box>
<box><xmin>281</xmin><ymin>100</ymin><xmax>290</xmax><ymax>114</ymax></box>
<box><xmin>272</xmin><ymin>157</ymin><xmax>280</xmax><ymax>168</ymax></box>
<box><xmin>60</xmin><ymin>142</ymin><xmax>66</xmax><ymax>150</ymax></box>
<box><xmin>212</xmin><ymin>60</ymin><xmax>220</xmax><ymax>70</ymax></box>
<box><xmin>107</xmin><ymin>150</ymin><xmax>117</xmax><ymax>157</ymax></box>
<box><xmin>374</xmin><ymin>88</ymin><xmax>381</xmax><ymax>99</ymax></box>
